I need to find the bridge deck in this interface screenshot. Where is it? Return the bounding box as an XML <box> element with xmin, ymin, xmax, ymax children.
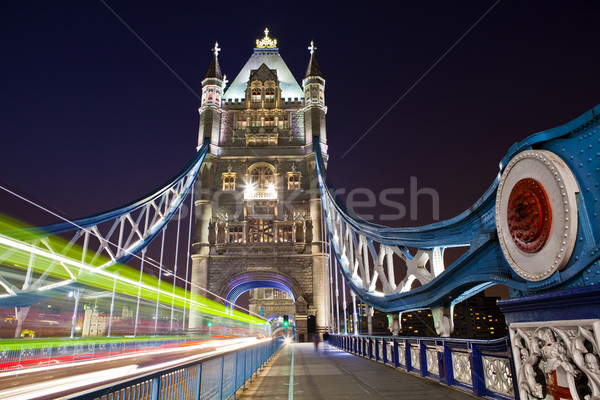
<box><xmin>237</xmin><ymin>342</ymin><xmax>477</xmax><ymax>400</ymax></box>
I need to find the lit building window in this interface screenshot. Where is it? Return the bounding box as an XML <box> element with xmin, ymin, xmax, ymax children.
<box><xmin>228</xmin><ymin>225</ymin><xmax>243</xmax><ymax>243</ymax></box>
<box><xmin>263</xmin><ymin>115</ymin><xmax>275</xmax><ymax>126</ymax></box>
<box><xmin>273</xmin><ymin>289</ymin><xmax>289</xmax><ymax>299</ymax></box>
<box><xmin>248</xmin><ymin>219</ymin><xmax>274</xmax><ymax>243</ymax></box>
<box><xmin>287</xmin><ymin>172</ymin><xmax>300</xmax><ymax>190</ymax></box>
<box><xmin>287</xmin><ymin>163</ymin><xmax>301</xmax><ymax>190</ymax></box>
<box><xmin>265</xmin><ymin>88</ymin><xmax>275</xmax><ymax>103</ymax></box>
<box><xmin>249</xmin><ymin>164</ymin><xmax>274</xmax><ymax>189</ymax></box>
<box><xmin>251</xmin><ymin>88</ymin><xmax>261</xmax><ymax>102</ymax></box>
<box><xmin>236</xmin><ymin>116</ymin><xmax>247</xmax><ymax>129</ymax></box>
<box><xmin>245</xmin><ymin>163</ymin><xmax>276</xmax><ymax>200</ymax></box>
<box><xmin>250</xmin><ymin>115</ymin><xmax>261</xmax><ymax>127</ymax></box>
<box><xmin>222</xmin><ymin>172</ymin><xmax>236</xmax><ymax>191</ymax></box>
<box><xmin>278</xmin><ymin>224</ymin><xmax>293</xmax><ymax>242</ymax></box>
<box><xmin>278</xmin><ymin>117</ymin><xmax>289</xmax><ymax>129</ymax></box>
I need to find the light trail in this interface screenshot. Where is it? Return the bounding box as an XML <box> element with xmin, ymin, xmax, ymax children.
<box><xmin>0</xmin><ymin>234</ymin><xmax>264</xmax><ymax>324</ymax></box>
<box><xmin>0</xmin><ymin>337</ymin><xmax>269</xmax><ymax>400</ymax></box>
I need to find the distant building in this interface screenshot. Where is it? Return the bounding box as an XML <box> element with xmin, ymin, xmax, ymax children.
<box><xmin>452</xmin><ymin>293</ymin><xmax>507</xmax><ymax>339</ymax></box>
<box><xmin>399</xmin><ymin>310</ymin><xmax>436</xmax><ymax>337</ymax></box>
<box><xmin>346</xmin><ymin>301</ymin><xmax>389</xmax><ymax>335</ymax></box>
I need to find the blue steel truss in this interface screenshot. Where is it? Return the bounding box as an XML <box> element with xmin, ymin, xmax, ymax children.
<box><xmin>0</xmin><ymin>140</ymin><xmax>209</xmax><ymax>306</ymax></box>
<box><xmin>315</xmin><ymin>104</ymin><xmax>600</xmax><ymax>313</ymax></box>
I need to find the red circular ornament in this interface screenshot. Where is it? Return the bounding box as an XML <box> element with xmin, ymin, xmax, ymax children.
<box><xmin>506</xmin><ymin>178</ymin><xmax>552</xmax><ymax>253</ymax></box>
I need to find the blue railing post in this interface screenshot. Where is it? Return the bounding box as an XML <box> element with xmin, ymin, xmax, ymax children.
<box><xmin>442</xmin><ymin>342</ymin><xmax>453</xmax><ymax>386</ymax></box>
<box><xmin>419</xmin><ymin>341</ymin><xmax>426</xmax><ymax>377</ymax></box>
<box><xmin>232</xmin><ymin>350</ymin><xmax>238</xmax><ymax>400</ymax></box>
<box><xmin>393</xmin><ymin>339</ymin><xmax>399</xmax><ymax>368</ymax></box>
<box><xmin>150</xmin><ymin>376</ymin><xmax>161</xmax><ymax>400</ymax></box>
<box><xmin>471</xmin><ymin>344</ymin><xmax>485</xmax><ymax>397</ymax></box>
<box><xmin>195</xmin><ymin>363</ymin><xmax>202</xmax><ymax>400</ymax></box>
<box><xmin>405</xmin><ymin>341</ymin><xmax>412</xmax><ymax>371</ymax></box>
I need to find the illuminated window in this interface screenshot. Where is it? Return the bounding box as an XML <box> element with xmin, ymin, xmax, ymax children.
<box><xmin>287</xmin><ymin>172</ymin><xmax>300</xmax><ymax>190</ymax></box>
<box><xmin>251</xmin><ymin>88</ymin><xmax>261</xmax><ymax>103</ymax></box>
<box><xmin>236</xmin><ymin>116</ymin><xmax>247</xmax><ymax>129</ymax></box>
<box><xmin>273</xmin><ymin>289</ymin><xmax>289</xmax><ymax>299</ymax></box>
<box><xmin>263</xmin><ymin>115</ymin><xmax>275</xmax><ymax>126</ymax></box>
<box><xmin>250</xmin><ymin>115</ymin><xmax>261</xmax><ymax>127</ymax></box>
<box><xmin>249</xmin><ymin>164</ymin><xmax>275</xmax><ymax>189</ymax></box>
<box><xmin>248</xmin><ymin>219</ymin><xmax>274</xmax><ymax>243</ymax></box>
<box><xmin>222</xmin><ymin>172</ymin><xmax>236</xmax><ymax>191</ymax></box>
<box><xmin>265</xmin><ymin>88</ymin><xmax>275</xmax><ymax>103</ymax></box>
<box><xmin>228</xmin><ymin>225</ymin><xmax>243</xmax><ymax>243</ymax></box>
<box><xmin>278</xmin><ymin>224</ymin><xmax>293</xmax><ymax>242</ymax></box>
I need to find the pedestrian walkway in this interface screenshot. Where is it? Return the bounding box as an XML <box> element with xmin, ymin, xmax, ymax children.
<box><xmin>236</xmin><ymin>342</ymin><xmax>477</xmax><ymax>399</ymax></box>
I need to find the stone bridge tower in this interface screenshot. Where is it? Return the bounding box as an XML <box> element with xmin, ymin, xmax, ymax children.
<box><xmin>190</xmin><ymin>30</ymin><xmax>329</xmax><ymax>341</ymax></box>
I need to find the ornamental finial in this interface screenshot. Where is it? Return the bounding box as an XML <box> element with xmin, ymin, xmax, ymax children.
<box><xmin>212</xmin><ymin>42</ymin><xmax>221</xmax><ymax>57</ymax></box>
<box><xmin>256</xmin><ymin>27</ymin><xmax>278</xmax><ymax>48</ymax></box>
<box><xmin>308</xmin><ymin>41</ymin><xmax>317</xmax><ymax>55</ymax></box>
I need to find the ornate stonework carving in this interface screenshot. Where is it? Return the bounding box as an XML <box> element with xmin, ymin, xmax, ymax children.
<box><xmin>410</xmin><ymin>346</ymin><xmax>421</xmax><ymax>370</ymax></box>
<box><xmin>296</xmin><ymin>296</ymin><xmax>307</xmax><ymax>314</ymax></box>
<box><xmin>483</xmin><ymin>356</ymin><xmax>514</xmax><ymax>396</ymax></box>
<box><xmin>510</xmin><ymin>319</ymin><xmax>600</xmax><ymax>400</ymax></box>
<box><xmin>451</xmin><ymin>352</ymin><xmax>472</xmax><ymax>384</ymax></box>
<box><xmin>426</xmin><ymin>348</ymin><xmax>439</xmax><ymax>375</ymax></box>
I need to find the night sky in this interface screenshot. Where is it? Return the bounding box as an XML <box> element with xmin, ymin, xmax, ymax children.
<box><xmin>2</xmin><ymin>1</ymin><xmax>600</xmax><ymax>229</ymax></box>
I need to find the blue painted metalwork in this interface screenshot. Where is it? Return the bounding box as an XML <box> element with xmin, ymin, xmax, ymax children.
<box><xmin>330</xmin><ymin>334</ymin><xmax>516</xmax><ymax>399</ymax></box>
<box><xmin>56</xmin><ymin>339</ymin><xmax>282</xmax><ymax>400</ymax></box>
<box><xmin>314</xmin><ymin>103</ymin><xmax>600</xmax><ymax>313</ymax></box>
<box><xmin>0</xmin><ymin>140</ymin><xmax>210</xmax><ymax>307</ymax></box>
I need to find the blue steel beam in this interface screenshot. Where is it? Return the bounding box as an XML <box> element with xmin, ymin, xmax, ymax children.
<box><xmin>315</xmin><ymin>103</ymin><xmax>600</xmax><ymax>313</ymax></box>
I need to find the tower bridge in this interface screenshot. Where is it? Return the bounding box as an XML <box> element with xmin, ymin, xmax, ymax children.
<box><xmin>0</xmin><ymin>29</ymin><xmax>599</xmax><ymax>400</ymax></box>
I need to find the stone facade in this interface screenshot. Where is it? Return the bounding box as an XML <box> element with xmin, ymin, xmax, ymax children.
<box><xmin>190</xmin><ymin>32</ymin><xmax>329</xmax><ymax>341</ymax></box>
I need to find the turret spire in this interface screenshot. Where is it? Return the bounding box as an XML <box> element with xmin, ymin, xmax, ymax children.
<box><xmin>205</xmin><ymin>41</ymin><xmax>223</xmax><ymax>79</ymax></box>
<box><xmin>305</xmin><ymin>40</ymin><xmax>322</xmax><ymax>78</ymax></box>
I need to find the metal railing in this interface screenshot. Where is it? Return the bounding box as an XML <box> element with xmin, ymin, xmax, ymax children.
<box><xmin>69</xmin><ymin>338</ymin><xmax>282</xmax><ymax>400</ymax></box>
<box><xmin>329</xmin><ymin>334</ymin><xmax>517</xmax><ymax>400</ymax></box>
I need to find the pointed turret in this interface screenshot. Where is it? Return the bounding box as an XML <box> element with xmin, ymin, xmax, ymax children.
<box><xmin>204</xmin><ymin>45</ymin><xmax>223</xmax><ymax>80</ymax></box>
<box><xmin>302</xmin><ymin>41</ymin><xmax>327</xmax><ymax>147</ymax></box>
<box><xmin>304</xmin><ymin>43</ymin><xmax>323</xmax><ymax>78</ymax></box>
<box><xmin>198</xmin><ymin>42</ymin><xmax>225</xmax><ymax>149</ymax></box>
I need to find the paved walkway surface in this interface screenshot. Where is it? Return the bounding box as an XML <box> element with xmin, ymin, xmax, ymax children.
<box><xmin>236</xmin><ymin>342</ymin><xmax>478</xmax><ymax>400</ymax></box>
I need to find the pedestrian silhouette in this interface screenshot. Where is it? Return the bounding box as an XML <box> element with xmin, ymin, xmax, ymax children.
<box><xmin>313</xmin><ymin>333</ymin><xmax>321</xmax><ymax>352</ymax></box>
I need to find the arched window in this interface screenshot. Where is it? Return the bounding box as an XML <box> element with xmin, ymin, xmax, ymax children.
<box><xmin>222</xmin><ymin>173</ymin><xmax>236</xmax><ymax>191</ymax></box>
<box><xmin>265</xmin><ymin>88</ymin><xmax>275</xmax><ymax>103</ymax></box>
<box><xmin>245</xmin><ymin>163</ymin><xmax>276</xmax><ymax>200</ymax></box>
<box><xmin>287</xmin><ymin>172</ymin><xmax>300</xmax><ymax>190</ymax></box>
<box><xmin>248</xmin><ymin>163</ymin><xmax>275</xmax><ymax>189</ymax></box>
<box><xmin>251</xmin><ymin>88</ymin><xmax>261</xmax><ymax>103</ymax></box>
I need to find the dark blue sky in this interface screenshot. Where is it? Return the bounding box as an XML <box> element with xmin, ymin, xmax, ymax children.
<box><xmin>2</xmin><ymin>1</ymin><xmax>599</xmax><ymax>227</ymax></box>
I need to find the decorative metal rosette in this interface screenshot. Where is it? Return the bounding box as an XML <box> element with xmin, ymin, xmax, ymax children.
<box><xmin>496</xmin><ymin>150</ymin><xmax>579</xmax><ymax>281</ymax></box>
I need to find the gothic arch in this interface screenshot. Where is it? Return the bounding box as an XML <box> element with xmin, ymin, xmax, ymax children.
<box><xmin>219</xmin><ymin>270</ymin><xmax>305</xmax><ymax>306</ymax></box>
